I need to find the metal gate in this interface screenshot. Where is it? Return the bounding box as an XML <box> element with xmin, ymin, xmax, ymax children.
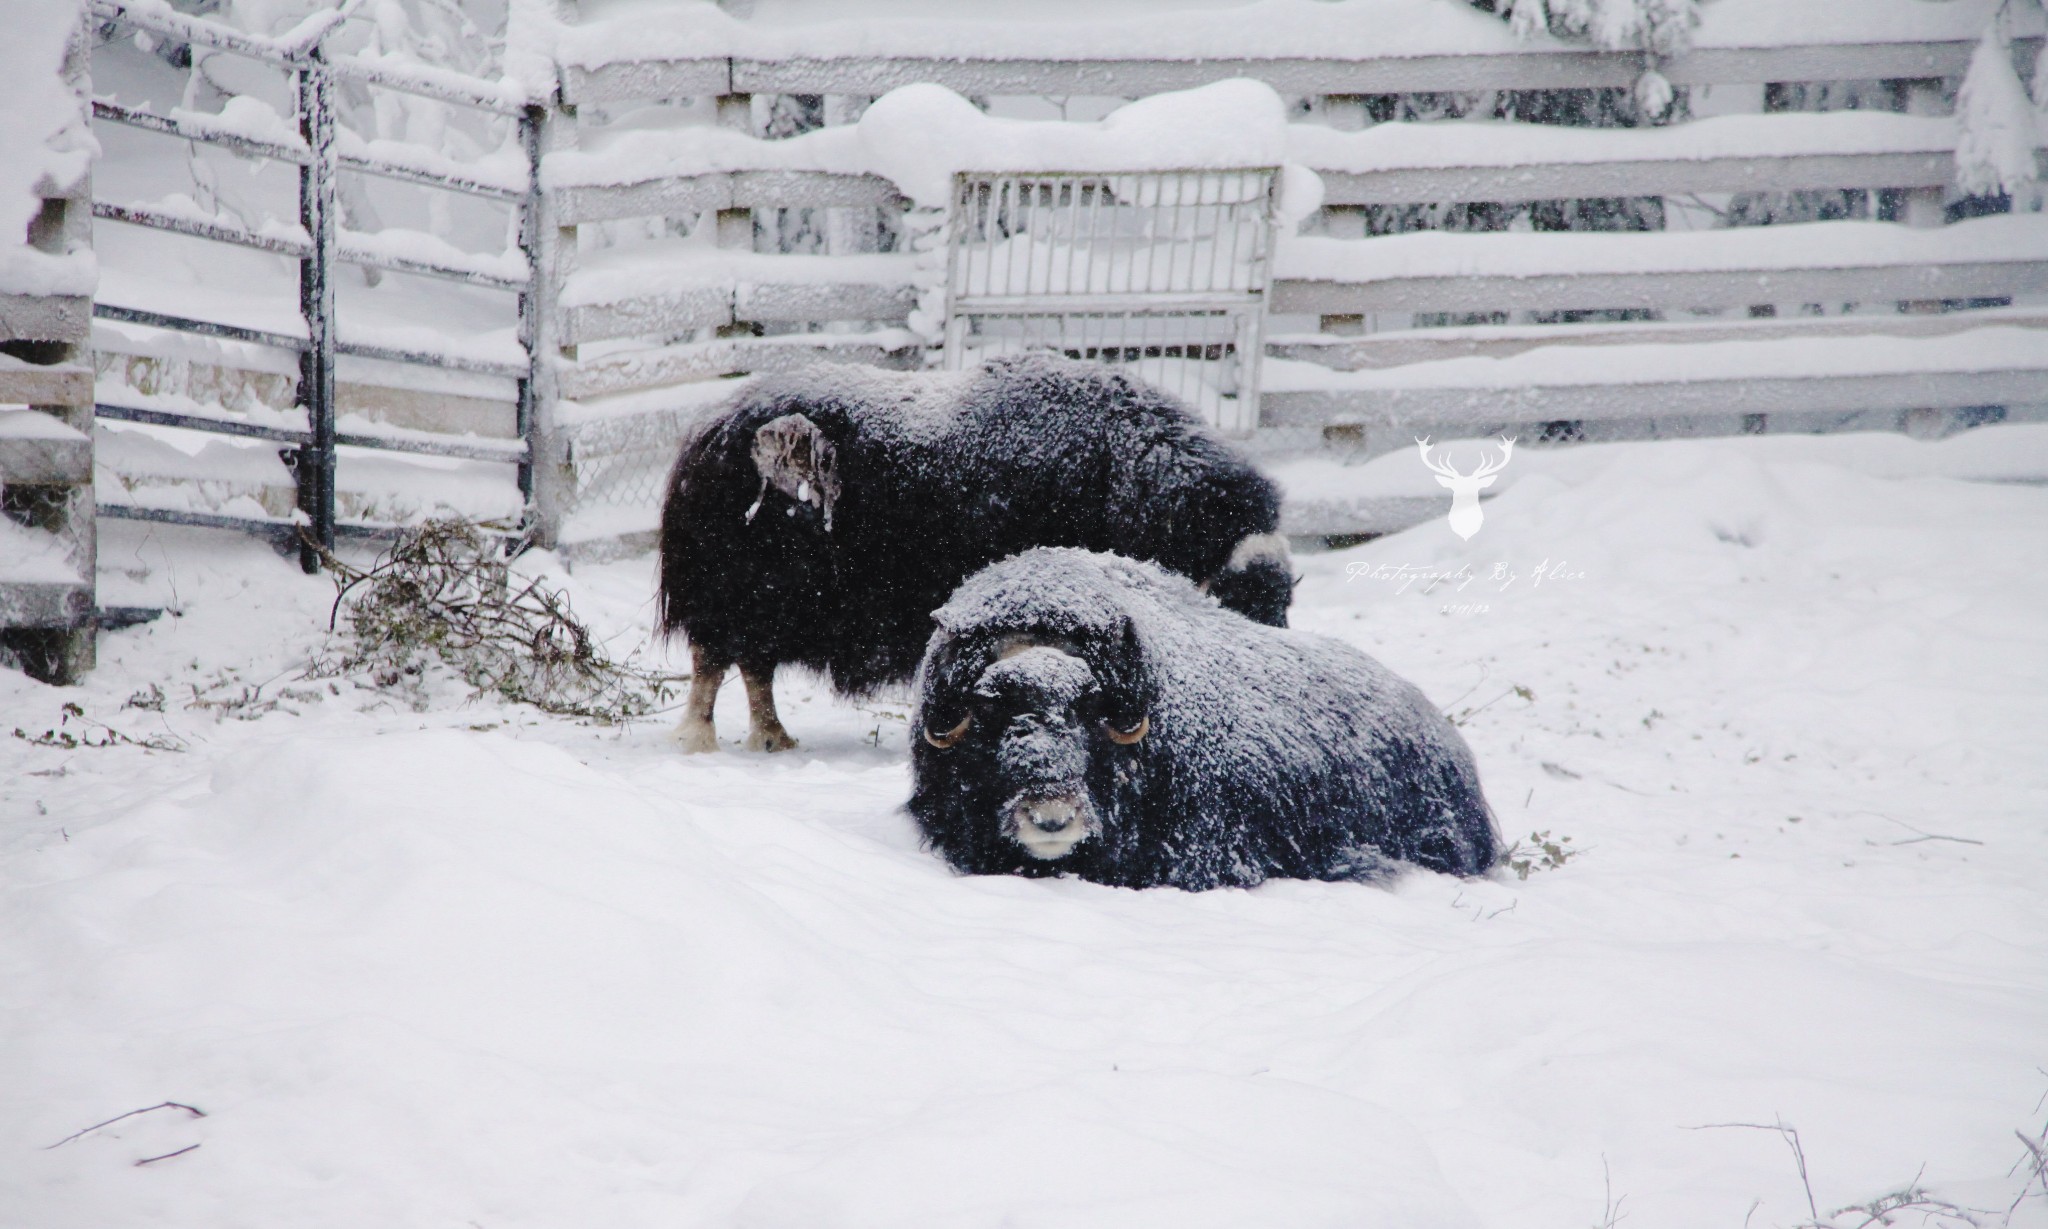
<box><xmin>940</xmin><ymin>169</ymin><xmax>1279</xmax><ymax>434</ymax></box>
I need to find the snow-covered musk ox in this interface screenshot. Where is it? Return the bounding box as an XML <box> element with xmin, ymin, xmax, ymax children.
<box><xmin>658</xmin><ymin>354</ymin><xmax>1294</xmax><ymax>752</ymax></box>
<box><xmin>907</xmin><ymin>548</ymin><xmax>1499</xmax><ymax>889</ymax></box>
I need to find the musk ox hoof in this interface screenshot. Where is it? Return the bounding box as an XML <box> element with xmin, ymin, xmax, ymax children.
<box><xmin>672</xmin><ymin>718</ymin><xmax>721</xmax><ymax>754</ymax></box>
<box><xmin>746</xmin><ymin>726</ymin><xmax>800</xmax><ymax>753</ymax></box>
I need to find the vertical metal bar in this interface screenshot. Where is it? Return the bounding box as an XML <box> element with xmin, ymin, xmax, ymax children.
<box><xmin>516</xmin><ymin>104</ymin><xmax>542</xmax><ymax>522</ymax></box>
<box><xmin>1064</xmin><ymin>177</ymin><xmax>1084</xmax><ymax>298</ymax></box>
<box><xmin>296</xmin><ymin>47</ymin><xmax>337</xmax><ymax>572</ymax></box>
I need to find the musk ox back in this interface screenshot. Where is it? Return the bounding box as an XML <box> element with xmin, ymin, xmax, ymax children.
<box><xmin>908</xmin><ymin>548</ymin><xmax>1498</xmax><ymax>890</ymax></box>
<box><xmin>659</xmin><ymin>354</ymin><xmax>1293</xmax><ymax>753</ymax></box>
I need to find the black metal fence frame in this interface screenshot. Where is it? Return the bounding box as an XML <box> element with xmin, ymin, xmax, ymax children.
<box><xmin>86</xmin><ymin>0</ymin><xmax>540</xmax><ymax>571</ymax></box>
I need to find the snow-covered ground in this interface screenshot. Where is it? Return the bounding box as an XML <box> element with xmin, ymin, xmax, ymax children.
<box><xmin>4</xmin><ymin>427</ymin><xmax>2047</xmax><ymax>1228</ymax></box>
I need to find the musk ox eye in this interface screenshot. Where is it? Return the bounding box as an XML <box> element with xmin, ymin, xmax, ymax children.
<box><xmin>924</xmin><ymin>714</ymin><xmax>972</xmax><ymax>749</ymax></box>
<box><xmin>1101</xmin><ymin>714</ymin><xmax>1149</xmax><ymax>745</ymax></box>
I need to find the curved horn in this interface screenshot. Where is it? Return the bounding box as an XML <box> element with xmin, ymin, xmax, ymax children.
<box><xmin>1101</xmin><ymin>714</ymin><xmax>1149</xmax><ymax>745</ymax></box>
<box><xmin>923</xmin><ymin>714</ymin><xmax>971</xmax><ymax>749</ymax></box>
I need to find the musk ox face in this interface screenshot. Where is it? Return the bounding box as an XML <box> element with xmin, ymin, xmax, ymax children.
<box><xmin>915</xmin><ymin>634</ymin><xmax>1152</xmax><ymax>867</ymax></box>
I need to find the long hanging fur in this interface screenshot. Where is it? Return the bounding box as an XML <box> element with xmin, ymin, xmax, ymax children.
<box><xmin>908</xmin><ymin>549</ymin><xmax>1500</xmax><ymax>891</ymax></box>
<box><xmin>657</xmin><ymin>354</ymin><xmax>1292</xmax><ymax>694</ymax></box>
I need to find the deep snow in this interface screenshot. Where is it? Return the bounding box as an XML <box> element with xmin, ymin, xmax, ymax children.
<box><xmin>3</xmin><ymin>428</ymin><xmax>2047</xmax><ymax>1227</ymax></box>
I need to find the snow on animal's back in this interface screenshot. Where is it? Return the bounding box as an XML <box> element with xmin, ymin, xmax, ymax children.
<box><xmin>933</xmin><ymin>547</ymin><xmax>1468</xmax><ymax>803</ymax></box>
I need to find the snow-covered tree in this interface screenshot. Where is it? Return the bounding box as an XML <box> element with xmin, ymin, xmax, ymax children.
<box><xmin>1955</xmin><ymin>18</ymin><xmax>2043</xmax><ymax>202</ymax></box>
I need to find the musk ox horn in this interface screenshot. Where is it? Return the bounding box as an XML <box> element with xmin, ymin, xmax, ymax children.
<box><xmin>924</xmin><ymin>714</ymin><xmax>972</xmax><ymax>749</ymax></box>
<box><xmin>1101</xmin><ymin>714</ymin><xmax>1149</xmax><ymax>745</ymax></box>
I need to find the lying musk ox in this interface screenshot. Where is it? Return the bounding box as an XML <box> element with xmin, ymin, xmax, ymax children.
<box><xmin>908</xmin><ymin>548</ymin><xmax>1499</xmax><ymax>889</ymax></box>
<box><xmin>658</xmin><ymin>354</ymin><xmax>1294</xmax><ymax>752</ymax></box>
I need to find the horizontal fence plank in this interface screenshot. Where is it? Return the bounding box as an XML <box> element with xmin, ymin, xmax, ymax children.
<box><xmin>333</xmin><ymin>428</ymin><xmax>526</xmax><ymax>462</ymax></box>
<box><xmin>562</xmin><ymin>41</ymin><xmax>1992</xmax><ymax>107</ymax></box>
<box><xmin>93</xmin><ymin>304</ymin><xmax>531</xmax><ymax>380</ymax></box>
<box><xmin>1262</xmin><ymin>368</ymin><xmax>2048</xmax><ymax>428</ymax></box>
<box><xmin>552</xmin><ymin>176</ymin><xmax>735</xmax><ymax>225</ymax></box>
<box><xmin>1272</xmin><ymin>259</ymin><xmax>2048</xmax><ymax>315</ymax></box>
<box><xmin>0</xmin><ymin>580</ymin><xmax>93</xmax><ymax>629</ymax></box>
<box><xmin>561</xmin><ymin>58</ymin><xmax>732</xmax><ymax>107</ymax></box>
<box><xmin>1261</xmin><ymin>325</ymin><xmax>2048</xmax><ymax>427</ymax></box>
<box><xmin>97</xmin><ymin>204</ymin><xmax>528</xmax><ymax>290</ymax></box>
<box><xmin>550</xmin><ymin>170</ymin><xmax>901</xmax><ymax>225</ymax></box>
<box><xmin>338</xmin><ymin>149</ymin><xmax>526</xmax><ymax>202</ymax></box>
<box><xmin>736</xmin><ymin>281</ymin><xmax>919</xmax><ymax>324</ymax></box>
<box><xmin>335</xmin><ymin>238</ymin><xmax>531</xmax><ymax>291</ymax></box>
<box><xmin>92</xmin><ymin>99</ymin><xmax>311</xmax><ymax>164</ymax></box>
<box><xmin>0</xmin><ymin>363</ymin><xmax>94</xmax><ymax>405</ymax></box>
<box><xmin>95</xmin><ymin>402</ymin><xmax>307</xmax><ymax>444</ymax></box>
<box><xmin>0</xmin><ymin>414</ymin><xmax>94</xmax><ymax>484</ymax></box>
<box><xmin>563</xmin><ymin>286</ymin><xmax>736</xmax><ymax>346</ymax></box>
<box><xmin>325</xmin><ymin>53</ymin><xmax>528</xmax><ymax>116</ymax></box>
<box><xmin>561</xmin><ymin>281</ymin><xmax>917</xmax><ymax>345</ymax></box>
<box><xmin>556</xmin><ymin>335</ymin><xmax>918</xmax><ymax>400</ymax></box>
<box><xmin>93</xmin><ymin>303</ymin><xmax>306</xmax><ymax>351</ymax></box>
<box><xmin>0</xmin><ymin>294</ymin><xmax>91</xmax><ymax>344</ymax></box>
<box><xmin>97</xmin><ymin>403</ymin><xmax>524</xmax><ymax>462</ymax></box>
<box><xmin>97</xmin><ymin>502</ymin><xmax>415</xmax><ymax>543</ymax></box>
<box><xmin>95</xmin><ymin>200</ymin><xmax>310</xmax><ymax>255</ymax></box>
<box><xmin>1315</xmin><ymin>150</ymin><xmax>1968</xmax><ymax>205</ymax></box>
<box><xmin>731</xmin><ymin>169</ymin><xmax>902</xmax><ymax>210</ymax></box>
<box><xmin>1269</xmin><ymin>306</ymin><xmax>2048</xmax><ymax>370</ymax></box>
<box><xmin>91</xmin><ymin>0</ymin><xmax>306</xmax><ymax>68</ymax></box>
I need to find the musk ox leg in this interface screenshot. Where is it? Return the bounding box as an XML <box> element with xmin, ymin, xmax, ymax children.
<box><xmin>740</xmin><ymin>660</ymin><xmax>799</xmax><ymax>753</ymax></box>
<box><xmin>673</xmin><ymin>644</ymin><xmax>730</xmax><ymax>754</ymax></box>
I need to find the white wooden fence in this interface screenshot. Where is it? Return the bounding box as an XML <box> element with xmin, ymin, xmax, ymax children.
<box><xmin>7</xmin><ymin>0</ymin><xmax>2048</xmax><ymax>675</ymax></box>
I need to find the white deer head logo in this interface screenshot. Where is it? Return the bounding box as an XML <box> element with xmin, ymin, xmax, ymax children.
<box><xmin>1417</xmin><ymin>436</ymin><xmax>1516</xmax><ymax>540</ymax></box>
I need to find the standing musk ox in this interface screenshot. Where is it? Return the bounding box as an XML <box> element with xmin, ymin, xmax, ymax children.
<box><xmin>908</xmin><ymin>548</ymin><xmax>1499</xmax><ymax>889</ymax></box>
<box><xmin>658</xmin><ymin>354</ymin><xmax>1294</xmax><ymax>752</ymax></box>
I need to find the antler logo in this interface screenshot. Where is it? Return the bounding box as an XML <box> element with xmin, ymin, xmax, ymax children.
<box><xmin>1417</xmin><ymin>436</ymin><xmax>1516</xmax><ymax>540</ymax></box>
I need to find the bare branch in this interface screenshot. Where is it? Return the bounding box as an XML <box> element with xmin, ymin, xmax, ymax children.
<box><xmin>134</xmin><ymin>1144</ymin><xmax>201</xmax><ymax>1166</ymax></box>
<box><xmin>1684</xmin><ymin>1119</ymin><xmax>1817</xmax><ymax>1224</ymax></box>
<box><xmin>46</xmin><ymin>1101</ymin><xmax>207</xmax><ymax>1149</ymax></box>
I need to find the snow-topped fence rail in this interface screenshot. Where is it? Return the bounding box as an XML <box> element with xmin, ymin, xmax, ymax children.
<box><xmin>86</xmin><ymin>0</ymin><xmax>539</xmax><ymax>572</ymax></box>
<box><xmin>63</xmin><ymin>0</ymin><xmax>2048</xmax><ymax>575</ymax></box>
<box><xmin>534</xmin><ymin>0</ymin><xmax>2048</xmax><ymax>547</ymax></box>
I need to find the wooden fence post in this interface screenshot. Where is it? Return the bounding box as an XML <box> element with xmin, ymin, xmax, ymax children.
<box><xmin>296</xmin><ymin>47</ymin><xmax>338</xmax><ymax>572</ymax></box>
<box><xmin>526</xmin><ymin>98</ymin><xmax>577</xmax><ymax>549</ymax></box>
<box><xmin>715</xmin><ymin>89</ymin><xmax>755</xmax><ymax>338</ymax></box>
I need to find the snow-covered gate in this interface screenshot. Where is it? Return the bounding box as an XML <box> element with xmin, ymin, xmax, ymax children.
<box><xmin>85</xmin><ymin>0</ymin><xmax>538</xmax><ymax>571</ymax></box>
<box><xmin>543</xmin><ymin>0</ymin><xmax>2048</xmax><ymax>545</ymax></box>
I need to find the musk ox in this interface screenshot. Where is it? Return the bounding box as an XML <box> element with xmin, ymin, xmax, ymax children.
<box><xmin>658</xmin><ymin>354</ymin><xmax>1294</xmax><ymax>753</ymax></box>
<box><xmin>908</xmin><ymin>548</ymin><xmax>1499</xmax><ymax>889</ymax></box>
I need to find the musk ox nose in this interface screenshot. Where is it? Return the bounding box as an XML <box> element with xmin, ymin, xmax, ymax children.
<box><xmin>1022</xmin><ymin>796</ymin><xmax>1081</xmax><ymax>833</ymax></box>
<box><xmin>1005</xmin><ymin>793</ymin><xmax>1097</xmax><ymax>860</ymax></box>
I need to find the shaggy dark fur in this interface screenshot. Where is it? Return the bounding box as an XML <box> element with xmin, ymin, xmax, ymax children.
<box><xmin>908</xmin><ymin>548</ymin><xmax>1499</xmax><ymax>890</ymax></box>
<box><xmin>657</xmin><ymin>355</ymin><xmax>1292</xmax><ymax>707</ymax></box>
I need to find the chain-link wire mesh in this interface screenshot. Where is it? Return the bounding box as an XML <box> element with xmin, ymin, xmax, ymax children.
<box><xmin>556</xmin><ymin>401</ymin><xmax>709</xmax><ymax>546</ymax></box>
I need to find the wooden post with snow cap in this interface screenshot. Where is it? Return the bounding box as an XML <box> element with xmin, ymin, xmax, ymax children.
<box><xmin>526</xmin><ymin>97</ymin><xmax>579</xmax><ymax>550</ymax></box>
<box><xmin>1316</xmin><ymin>95</ymin><xmax>1370</xmax><ymax>336</ymax></box>
<box><xmin>0</xmin><ymin>10</ymin><xmax>99</xmax><ymax>682</ymax></box>
<box><xmin>715</xmin><ymin>89</ymin><xmax>757</xmax><ymax>338</ymax></box>
<box><xmin>295</xmin><ymin>45</ymin><xmax>338</xmax><ymax>572</ymax></box>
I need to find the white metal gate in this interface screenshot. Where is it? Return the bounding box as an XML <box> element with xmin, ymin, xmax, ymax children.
<box><xmin>940</xmin><ymin>169</ymin><xmax>1279</xmax><ymax>434</ymax></box>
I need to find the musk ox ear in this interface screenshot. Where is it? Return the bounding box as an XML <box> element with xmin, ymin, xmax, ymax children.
<box><xmin>748</xmin><ymin>413</ymin><xmax>842</xmax><ymax>531</ymax></box>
